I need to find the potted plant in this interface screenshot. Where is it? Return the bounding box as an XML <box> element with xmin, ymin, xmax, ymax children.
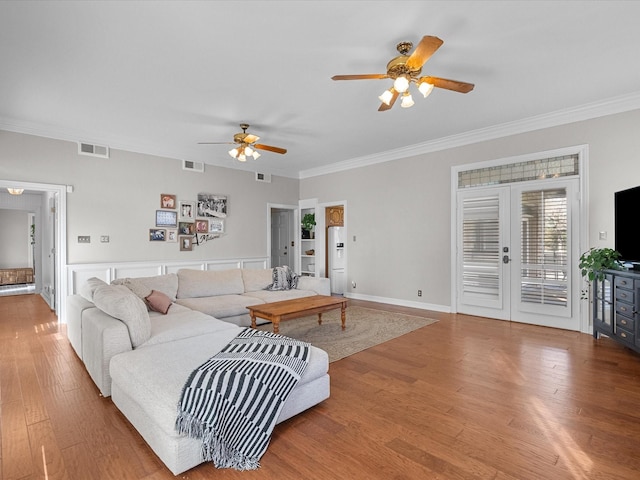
<box><xmin>578</xmin><ymin>247</ymin><xmax>623</xmax><ymax>299</ymax></box>
<box><xmin>301</xmin><ymin>213</ymin><xmax>316</xmax><ymax>239</ymax></box>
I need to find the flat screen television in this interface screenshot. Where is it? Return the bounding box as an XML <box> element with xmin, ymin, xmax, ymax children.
<box><xmin>615</xmin><ymin>185</ymin><xmax>640</xmax><ymax>267</ymax></box>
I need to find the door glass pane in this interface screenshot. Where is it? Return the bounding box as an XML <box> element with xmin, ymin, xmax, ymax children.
<box><xmin>520</xmin><ymin>188</ymin><xmax>568</xmax><ymax>307</ymax></box>
<box><xmin>462</xmin><ymin>196</ymin><xmax>500</xmax><ymax>301</ymax></box>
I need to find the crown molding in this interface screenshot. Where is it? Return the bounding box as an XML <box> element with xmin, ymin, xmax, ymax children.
<box><xmin>298</xmin><ymin>91</ymin><xmax>640</xmax><ymax>179</ymax></box>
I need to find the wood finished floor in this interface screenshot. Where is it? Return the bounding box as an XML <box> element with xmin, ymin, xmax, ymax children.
<box><xmin>2</xmin><ymin>295</ymin><xmax>640</xmax><ymax>479</ymax></box>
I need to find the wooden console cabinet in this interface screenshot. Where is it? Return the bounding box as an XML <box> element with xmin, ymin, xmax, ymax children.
<box><xmin>593</xmin><ymin>269</ymin><xmax>640</xmax><ymax>354</ymax></box>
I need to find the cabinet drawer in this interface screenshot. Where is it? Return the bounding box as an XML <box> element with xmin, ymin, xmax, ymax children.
<box><xmin>616</xmin><ymin>326</ymin><xmax>635</xmax><ymax>344</ymax></box>
<box><xmin>614</xmin><ymin>276</ymin><xmax>635</xmax><ymax>290</ymax></box>
<box><xmin>615</xmin><ymin>287</ymin><xmax>635</xmax><ymax>303</ymax></box>
<box><xmin>615</xmin><ymin>301</ymin><xmax>635</xmax><ymax>317</ymax></box>
<box><xmin>616</xmin><ymin>313</ymin><xmax>635</xmax><ymax>331</ymax></box>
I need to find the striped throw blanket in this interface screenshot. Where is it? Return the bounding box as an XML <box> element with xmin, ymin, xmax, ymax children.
<box><xmin>175</xmin><ymin>328</ymin><xmax>310</xmax><ymax>470</ymax></box>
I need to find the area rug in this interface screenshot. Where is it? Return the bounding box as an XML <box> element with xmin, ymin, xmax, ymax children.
<box><xmin>257</xmin><ymin>306</ymin><xmax>438</xmax><ymax>362</ymax></box>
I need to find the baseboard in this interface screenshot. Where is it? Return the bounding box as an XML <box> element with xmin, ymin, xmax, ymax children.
<box><xmin>344</xmin><ymin>292</ymin><xmax>450</xmax><ymax>313</ymax></box>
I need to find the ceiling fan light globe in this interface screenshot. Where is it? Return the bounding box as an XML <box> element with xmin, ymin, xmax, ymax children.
<box><xmin>252</xmin><ymin>150</ymin><xmax>261</xmax><ymax>159</ymax></box>
<box><xmin>229</xmin><ymin>148</ymin><xmax>239</xmax><ymax>158</ymax></box>
<box><xmin>244</xmin><ymin>146</ymin><xmax>254</xmax><ymax>156</ymax></box>
<box><xmin>400</xmin><ymin>93</ymin><xmax>414</xmax><ymax>108</ymax></box>
<box><xmin>378</xmin><ymin>89</ymin><xmax>394</xmax><ymax>105</ymax></box>
<box><xmin>393</xmin><ymin>75</ymin><xmax>410</xmax><ymax>93</ymax></box>
<box><xmin>418</xmin><ymin>81</ymin><xmax>434</xmax><ymax>98</ymax></box>
<box><xmin>238</xmin><ymin>154</ymin><xmax>247</xmax><ymax>162</ymax></box>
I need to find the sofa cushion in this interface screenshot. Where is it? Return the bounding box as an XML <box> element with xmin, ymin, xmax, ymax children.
<box><xmin>79</xmin><ymin>277</ymin><xmax>108</xmax><ymax>302</ymax></box>
<box><xmin>241</xmin><ymin>268</ymin><xmax>273</xmax><ymax>292</ymax></box>
<box><xmin>242</xmin><ymin>289</ymin><xmax>316</xmax><ymax>303</ymax></box>
<box><xmin>140</xmin><ymin>309</ymin><xmax>238</xmax><ymax>348</ymax></box>
<box><xmin>176</xmin><ymin>269</ymin><xmax>244</xmax><ymax>298</ymax></box>
<box><xmin>145</xmin><ymin>290</ymin><xmax>172</xmax><ymax>314</ymax></box>
<box><xmin>175</xmin><ymin>294</ymin><xmax>263</xmax><ymax>319</ymax></box>
<box><xmin>112</xmin><ymin>273</ymin><xmax>179</xmax><ymax>302</ymax></box>
<box><xmin>93</xmin><ymin>284</ymin><xmax>151</xmax><ymax>348</ymax></box>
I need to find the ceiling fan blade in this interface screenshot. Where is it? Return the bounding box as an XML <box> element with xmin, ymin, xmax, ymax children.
<box><xmin>421</xmin><ymin>76</ymin><xmax>475</xmax><ymax>93</ymax></box>
<box><xmin>378</xmin><ymin>89</ymin><xmax>399</xmax><ymax>111</ymax></box>
<box><xmin>405</xmin><ymin>36</ymin><xmax>444</xmax><ymax>70</ymax></box>
<box><xmin>244</xmin><ymin>134</ymin><xmax>260</xmax><ymax>144</ymax></box>
<box><xmin>254</xmin><ymin>144</ymin><xmax>287</xmax><ymax>154</ymax></box>
<box><xmin>332</xmin><ymin>74</ymin><xmax>388</xmax><ymax>81</ymax></box>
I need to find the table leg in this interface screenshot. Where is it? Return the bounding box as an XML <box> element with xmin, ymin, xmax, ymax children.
<box><xmin>318</xmin><ymin>312</ymin><xmax>323</xmax><ymax>325</ymax></box>
<box><xmin>250</xmin><ymin>313</ymin><xmax>257</xmax><ymax>329</ymax></box>
<box><xmin>273</xmin><ymin>318</ymin><xmax>280</xmax><ymax>334</ymax></box>
<box><xmin>341</xmin><ymin>303</ymin><xmax>346</xmax><ymax>330</ymax></box>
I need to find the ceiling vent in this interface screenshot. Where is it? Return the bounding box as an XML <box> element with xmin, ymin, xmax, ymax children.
<box><xmin>255</xmin><ymin>172</ymin><xmax>272</xmax><ymax>183</ymax></box>
<box><xmin>182</xmin><ymin>160</ymin><xmax>204</xmax><ymax>172</ymax></box>
<box><xmin>78</xmin><ymin>142</ymin><xmax>109</xmax><ymax>158</ymax></box>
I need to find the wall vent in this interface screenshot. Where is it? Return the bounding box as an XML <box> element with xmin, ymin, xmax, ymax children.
<box><xmin>78</xmin><ymin>142</ymin><xmax>109</xmax><ymax>158</ymax></box>
<box><xmin>182</xmin><ymin>160</ymin><xmax>205</xmax><ymax>172</ymax></box>
<box><xmin>255</xmin><ymin>172</ymin><xmax>272</xmax><ymax>183</ymax></box>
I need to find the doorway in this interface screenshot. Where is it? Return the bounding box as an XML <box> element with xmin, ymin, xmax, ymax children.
<box><xmin>452</xmin><ymin>147</ymin><xmax>587</xmax><ymax>331</ymax></box>
<box><xmin>0</xmin><ymin>180</ymin><xmax>67</xmax><ymax>318</ymax></box>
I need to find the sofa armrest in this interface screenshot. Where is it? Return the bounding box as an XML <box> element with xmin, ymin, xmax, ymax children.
<box><xmin>81</xmin><ymin>308</ymin><xmax>133</xmax><ymax>397</ymax></box>
<box><xmin>66</xmin><ymin>294</ymin><xmax>95</xmax><ymax>360</ymax></box>
<box><xmin>297</xmin><ymin>276</ymin><xmax>331</xmax><ymax>296</ymax></box>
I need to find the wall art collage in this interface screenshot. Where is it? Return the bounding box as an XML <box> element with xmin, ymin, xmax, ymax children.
<box><xmin>150</xmin><ymin>193</ymin><xmax>227</xmax><ymax>250</ymax></box>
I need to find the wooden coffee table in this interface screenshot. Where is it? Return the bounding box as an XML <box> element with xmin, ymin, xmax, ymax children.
<box><xmin>248</xmin><ymin>295</ymin><xmax>348</xmax><ymax>334</ymax></box>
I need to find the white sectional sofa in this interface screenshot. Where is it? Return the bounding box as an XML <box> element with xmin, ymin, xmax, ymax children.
<box><xmin>66</xmin><ymin>267</ymin><xmax>331</xmax><ymax>475</ymax></box>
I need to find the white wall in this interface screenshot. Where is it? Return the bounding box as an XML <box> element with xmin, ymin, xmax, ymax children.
<box><xmin>0</xmin><ymin>209</ymin><xmax>30</xmax><ymax>268</ymax></box>
<box><xmin>0</xmin><ymin>130</ymin><xmax>300</xmax><ymax>265</ymax></box>
<box><xmin>301</xmin><ymin>109</ymin><xmax>640</xmax><ymax>310</ymax></box>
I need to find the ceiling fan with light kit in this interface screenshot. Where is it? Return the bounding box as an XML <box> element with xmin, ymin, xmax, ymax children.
<box><xmin>332</xmin><ymin>35</ymin><xmax>474</xmax><ymax>111</ymax></box>
<box><xmin>198</xmin><ymin>123</ymin><xmax>287</xmax><ymax>162</ymax></box>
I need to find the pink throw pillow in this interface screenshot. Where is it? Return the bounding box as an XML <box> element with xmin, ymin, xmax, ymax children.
<box><xmin>145</xmin><ymin>290</ymin><xmax>172</xmax><ymax>314</ymax></box>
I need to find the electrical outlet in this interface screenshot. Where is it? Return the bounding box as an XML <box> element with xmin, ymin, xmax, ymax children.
<box><xmin>78</xmin><ymin>236</ymin><xmax>91</xmax><ymax>243</ymax></box>
<box><xmin>418</xmin><ymin>290</ymin><xmax>422</xmax><ymax>297</ymax></box>
<box><xmin>351</xmin><ymin>281</ymin><xmax>356</xmax><ymax>289</ymax></box>
<box><xmin>100</xmin><ymin>235</ymin><xmax>110</xmax><ymax>243</ymax></box>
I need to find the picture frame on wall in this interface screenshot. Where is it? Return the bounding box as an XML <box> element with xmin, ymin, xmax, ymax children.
<box><xmin>149</xmin><ymin>229</ymin><xmax>166</xmax><ymax>241</ymax></box>
<box><xmin>155</xmin><ymin>210</ymin><xmax>178</xmax><ymax>227</ymax></box>
<box><xmin>179</xmin><ymin>201</ymin><xmax>195</xmax><ymax>221</ymax></box>
<box><xmin>179</xmin><ymin>222</ymin><xmax>194</xmax><ymax>235</ymax></box>
<box><xmin>166</xmin><ymin>228</ymin><xmax>178</xmax><ymax>242</ymax></box>
<box><xmin>179</xmin><ymin>235</ymin><xmax>193</xmax><ymax>251</ymax></box>
<box><xmin>197</xmin><ymin>193</ymin><xmax>227</xmax><ymax>218</ymax></box>
<box><xmin>209</xmin><ymin>218</ymin><xmax>224</xmax><ymax>234</ymax></box>
<box><xmin>160</xmin><ymin>194</ymin><xmax>176</xmax><ymax>209</ymax></box>
<box><xmin>196</xmin><ymin>219</ymin><xmax>209</xmax><ymax>233</ymax></box>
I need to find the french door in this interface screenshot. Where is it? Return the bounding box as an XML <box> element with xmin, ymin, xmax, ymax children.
<box><xmin>456</xmin><ymin>178</ymin><xmax>580</xmax><ymax>330</ymax></box>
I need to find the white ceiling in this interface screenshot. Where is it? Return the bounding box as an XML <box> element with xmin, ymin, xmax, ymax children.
<box><xmin>1</xmin><ymin>1</ymin><xmax>640</xmax><ymax>179</ymax></box>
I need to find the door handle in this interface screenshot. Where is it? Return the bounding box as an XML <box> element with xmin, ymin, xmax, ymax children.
<box><xmin>503</xmin><ymin>255</ymin><xmax>511</xmax><ymax>264</ymax></box>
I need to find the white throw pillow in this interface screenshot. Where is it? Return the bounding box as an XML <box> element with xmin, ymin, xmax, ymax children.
<box><xmin>79</xmin><ymin>277</ymin><xmax>108</xmax><ymax>302</ymax></box>
<box><xmin>93</xmin><ymin>284</ymin><xmax>151</xmax><ymax>348</ymax></box>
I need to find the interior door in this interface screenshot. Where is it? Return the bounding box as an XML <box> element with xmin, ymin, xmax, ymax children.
<box><xmin>456</xmin><ymin>178</ymin><xmax>580</xmax><ymax>330</ymax></box>
<box><xmin>271</xmin><ymin>210</ymin><xmax>292</xmax><ymax>269</ymax></box>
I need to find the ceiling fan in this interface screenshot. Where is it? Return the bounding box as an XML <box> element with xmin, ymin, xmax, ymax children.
<box><xmin>332</xmin><ymin>35</ymin><xmax>474</xmax><ymax>111</ymax></box>
<box><xmin>198</xmin><ymin>123</ymin><xmax>287</xmax><ymax>161</ymax></box>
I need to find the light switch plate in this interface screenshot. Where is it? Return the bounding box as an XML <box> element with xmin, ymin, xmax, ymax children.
<box><xmin>78</xmin><ymin>236</ymin><xmax>91</xmax><ymax>243</ymax></box>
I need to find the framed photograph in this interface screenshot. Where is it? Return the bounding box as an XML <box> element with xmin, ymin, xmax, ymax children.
<box><xmin>197</xmin><ymin>193</ymin><xmax>227</xmax><ymax>218</ymax></box>
<box><xmin>166</xmin><ymin>228</ymin><xmax>178</xmax><ymax>243</ymax></box>
<box><xmin>160</xmin><ymin>194</ymin><xmax>176</xmax><ymax>209</ymax></box>
<box><xmin>179</xmin><ymin>201</ymin><xmax>196</xmax><ymax>221</ymax></box>
<box><xmin>196</xmin><ymin>219</ymin><xmax>209</xmax><ymax>233</ymax></box>
<box><xmin>179</xmin><ymin>235</ymin><xmax>193</xmax><ymax>251</ymax></box>
<box><xmin>209</xmin><ymin>218</ymin><xmax>224</xmax><ymax>234</ymax></box>
<box><xmin>156</xmin><ymin>210</ymin><xmax>178</xmax><ymax>227</ymax></box>
<box><xmin>149</xmin><ymin>229</ymin><xmax>166</xmax><ymax>241</ymax></box>
<box><xmin>178</xmin><ymin>222</ymin><xmax>194</xmax><ymax>235</ymax></box>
